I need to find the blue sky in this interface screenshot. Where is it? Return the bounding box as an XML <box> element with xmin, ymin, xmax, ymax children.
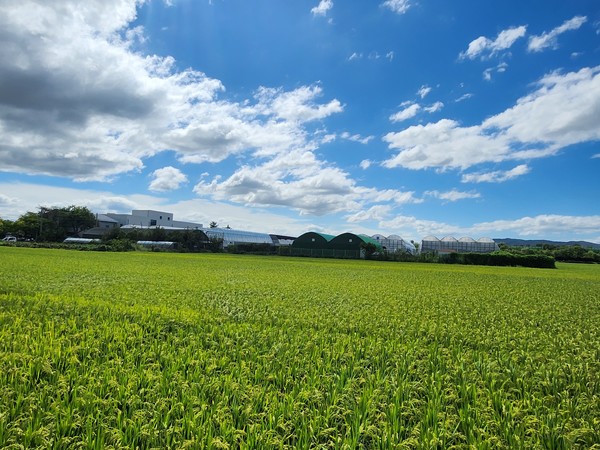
<box><xmin>1</xmin><ymin>0</ymin><xmax>599</xmax><ymax>242</ymax></box>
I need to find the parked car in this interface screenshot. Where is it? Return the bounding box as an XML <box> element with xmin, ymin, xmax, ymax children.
<box><xmin>2</xmin><ymin>236</ymin><xmax>17</xmax><ymax>242</ymax></box>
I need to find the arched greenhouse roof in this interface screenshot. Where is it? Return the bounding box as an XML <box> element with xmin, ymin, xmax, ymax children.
<box><xmin>205</xmin><ymin>228</ymin><xmax>274</xmax><ymax>246</ymax></box>
<box><xmin>441</xmin><ymin>236</ymin><xmax>458</xmax><ymax>242</ymax></box>
<box><xmin>292</xmin><ymin>231</ymin><xmax>336</xmax><ymax>248</ymax></box>
<box><xmin>387</xmin><ymin>234</ymin><xmax>404</xmax><ymax>240</ymax></box>
<box><xmin>329</xmin><ymin>233</ymin><xmax>383</xmax><ymax>251</ymax></box>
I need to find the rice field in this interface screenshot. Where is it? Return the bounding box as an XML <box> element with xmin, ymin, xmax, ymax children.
<box><xmin>1</xmin><ymin>247</ymin><xmax>599</xmax><ymax>449</ymax></box>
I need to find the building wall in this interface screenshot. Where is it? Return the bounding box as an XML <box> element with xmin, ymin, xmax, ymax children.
<box><xmin>106</xmin><ymin>210</ymin><xmax>202</xmax><ymax>229</ymax></box>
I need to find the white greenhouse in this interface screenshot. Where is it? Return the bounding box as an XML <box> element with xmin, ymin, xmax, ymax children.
<box><xmin>420</xmin><ymin>236</ymin><xmax>499</xmax><ymax>254</ymax></box>
<box><xmin>204</xmin><ymin>228</ymin><xmax>275</xmax><ymax>248</ymax></box>
<box><xmin>372</xmin><ymin>234</ymin><xmax>417</xmax><ymax>254</ymax></box>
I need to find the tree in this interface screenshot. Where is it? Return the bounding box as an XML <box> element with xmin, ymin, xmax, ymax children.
<box><xmin>60</xmin><ymin>205</ymin><xmax>96</xmax><ymax>236</ymax></box>
<box><xmin>13</xmin><ymin>211</ymin><xmax>45</xmax><ymax>241</ymax></box>
<box><xmin>11</xmin><ymin>205</ymin><xmax>96</xmax><ymax>242</ymax></box>
<box><xmin>209</xmin><ymin>221</ymin><xmax>218</xmax><ymax>228</ymax></box>
<box><xmin>360</xmin><ymin>242</ymin><xmax>377</xmax><ymax>259</ymax></box>
<box><xmin>0</xmin><ymin>218</ymin><xmax>14</xmax><ymax>238</ymax></box>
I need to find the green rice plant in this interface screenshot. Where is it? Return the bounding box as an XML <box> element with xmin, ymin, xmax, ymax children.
<box><xmin>0</xmin><ymin>247</ymin><xmax>599</xmax><ymax>448</ymax></box>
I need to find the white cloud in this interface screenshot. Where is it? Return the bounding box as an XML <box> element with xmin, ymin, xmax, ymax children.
<box><xmin>0</xmin><ymin>182</ymin><xmax>161</xmax><ymax>220</ymax></box>
<box><xmin>384</xmin><ymin>119</ymin><xmax>512</xmax><ymax>170</ymax></box>
<box><xmin>460</xmin><ymin>25</ymin><xmax>527</xmax><ymax>60</ymax></box>
<box><xmin>193</xmin><ymin>149</ymin><xmax>419</xmax><ymax>216</ymax></box>
<box><xmin>461</xmin><ymin>164</ymin><xmax>530</xmax><ymax>183</ymax></box>
<box><xmin>346</xmin><ymin>205</ymin><xmax>392</xmax><ymax>223</ymax></box>
<box><xmin>386</xmin><ymin>51</ymin><xmax>395</xmax><ymax>61</ymax></box>
<box><xmin>384</xmin><ymin>66</ymin><xmax>600</xmax><ymax>171</ymax></box>
<box><xmin>528</xmin><ymin>16</ymin><xmax>587</xmax><ymax>52</ymax></box>
<box><xmin>149</xmin><ymin>166</ymin><xmax>188</xmax><ymax>192</ymax></box>
<box><xmin>390</xmin><ymin>103</ymin><xmax>421</xmax><ymax>122</ymax></box>
<box><xmin>425</xmin><ymin>189</ymin><xmax>481</xmax><ymax>202</ymax></box>
<box><xmin>0</xmin><ymin>194</ymin><xmax>18</xmax><ymax>209</ymax></box>
<box><xmin>311</xmin><ymin>0</ymin><xmax>333</xmax><ymax>17</ymax></box>
<box><xmin>471</xmin><ymin>214</ymin><xmax>600</xmax><ymax>238</ymax></box>
<box><xmin>483</xmin><ymin>63</ymin><xmax>508</xmax><ymax>81</ymax></box>
<box><xmin>593</xmin><ymin>153</ymin><xmax>600</xmax><ymax>159</ymax></box>
<box><xmin>340</xmin><ymin>132</ymin><xmax>374</xmax><ymax>144</ymax></box>
<box><xmin>359</xmin><ymin>159</ymin><xmax>372</xmax><ymax>169</ymax></box>
<box><xmin>0</xmin><ymin>1</ymin><xmax>343</xmax><ymax>181</ymax></box>
<box><xmin>381</xmin><ymin>0</ymin><xmax>411</xmax><ymax>15</ymax></box>
<box><xmin>379</xmin><ymin>213</ymin><xmax>600</xmax><ymax>242</ymax></box>
<box><xmin>455</xmin><ymin>93</ymin><xmax>473</xmax><ymax>102</ymax></box>
<box><xmin>417</xmin><ymin>85</ymin><xmax>432</xmax><ymax>99</ymax></box>
<box><xmin>348</xmin><ymin>52</ymin><xmax>363</xmax><ymax>61</ymax></box>
<box><xmin>424</xmin><ymin>101</ymin><xmax>444</xmax><ymax>113</ymax></box>
<box><xmin>254</xmin><ymin>85</ymin><xmax>343</xmax><ymax>124</ymax></box>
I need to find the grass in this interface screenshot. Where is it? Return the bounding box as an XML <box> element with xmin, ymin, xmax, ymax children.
<box><xmin>1</xmin><ymin>247</ymin><xmax>599</xmax><ymax>448</ymax></box>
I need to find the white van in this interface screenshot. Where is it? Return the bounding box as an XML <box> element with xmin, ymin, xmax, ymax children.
<box><xmin>2</xmin><ymin>236</ymin><xmax>17</xmax><ymax>242</ymax></box>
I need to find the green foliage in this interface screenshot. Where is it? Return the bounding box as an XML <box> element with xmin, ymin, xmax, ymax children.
<box><xmin>359</xmin><ymin>242</ymin><xmax>377</xmax><ymax>259</ymax></box>
<box><xmin>503</xmin><ymin>244</ymin><xmax>600</xmax><ymax>264</ymax></box>
<box><xmin>442</xmin><ymin>251</ymin><xmax>556</xmax><ymax>268</ymax></box>
<box><xmin>6</xmin><ymin>206</ymin><xmax>96</xmax><ymax>242</ymax></box>
<box><xmin>1</xmin><ymin>249</ymin><xmax>599</xmax><ymax>448</ymax></box>
<box><xmin>0</xmin><ymin>218</ymin><xmax>13</xmax><ymax>238</ymax></box>
<box><xmin>227</xmin><ymin>243</ymin><xmax>276</xmax><ymax>255</ymax></box>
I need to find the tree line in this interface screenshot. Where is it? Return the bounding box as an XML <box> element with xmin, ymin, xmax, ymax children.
<box><xmin>1</xmin><ymin>206</ymin><xmax>96</xmax><ymax>242</ymax></box>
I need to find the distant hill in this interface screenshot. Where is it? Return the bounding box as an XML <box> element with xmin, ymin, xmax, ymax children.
<box><xmin>494</xmin><ymin>238</ymin><xmax>600</xmax><ymax>249</ymax></box>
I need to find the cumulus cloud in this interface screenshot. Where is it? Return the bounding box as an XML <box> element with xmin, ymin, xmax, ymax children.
<box><xmin>425</xmin><ymin>189</ymin><xmax>481</xmax><ymax>202</ymax></box>
<box><xmin>384</xmin><ymin>66</ymin><xmax>600</xmax><ymax>171</ymax></box>
<box><xmin>381</xmin><ymin>0</ymin><xmax>411</xmax><ymax>15</ymax></box>
<box><xmin>149</xmin><ymin>166</ymin><xmax>188</xmax><ymax>192</ymax></box>
<box><xmin>461</xmin><ymin>164</ymin><xmax>530</xmax><ymax>183</ymax></box>
<box><xmin>359</xmin><ymin>159</ymin><xmax>372</xmax><ymax>169</ymax></box>
<box><xmin>311</xmin><ymin>0</ymin><xmax>333</xmax><ymax>17</ymax></box>
<box><xmin>193</xmin><ymin>149</ymin><xmax>420</xmax><ymax>216</ymax></box>
<box><xmin>528</xmin><ymin>16</ymin><xmax>587</xmax><ymax>52</ymax></box>
<box><xmin>460</xmin><ymin>25</ymin><xmax>527</xmax><ymax>60</ymax></box>
<box><xmin>0</xmin><ymin>1</ymin><xmax>343</xmax><ymax>181</ymax></box>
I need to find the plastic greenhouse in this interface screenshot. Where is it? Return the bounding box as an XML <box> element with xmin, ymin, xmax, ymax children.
<box><xmin>204</xmin><ymin>228</ymin><xmax>275</xmax><ymax>248</ymax></box>
<box><xmin>420</xmin><ymin>236</ymin><xmax>499</xmax><ymax>254</ymax></box>
<box><xmin>372</xmin><ymin>234</ymin><xmax>417</xmax><ymax>254</ymax></box>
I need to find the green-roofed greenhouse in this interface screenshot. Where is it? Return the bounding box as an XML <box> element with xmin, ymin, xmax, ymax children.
<box><xmin>290</xmin><ymin>232</ymin><xmax>335</xmax><ymax>257</ymax></box>
<box><xmin>291</xmin><ymin>231</ymin><xmax>383</xmax><ymax>259</ymax></box>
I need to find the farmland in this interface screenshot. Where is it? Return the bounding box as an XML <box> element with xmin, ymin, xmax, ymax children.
<box><xmin>1</xmin><ymin>247</ymin><xmax>599</xmax><ymax>449</ymax></box>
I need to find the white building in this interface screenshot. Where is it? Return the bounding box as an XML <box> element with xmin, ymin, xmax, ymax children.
<box><xmin>106</xmin><ymin>210</ymin><xmax>202</xmax><ymax>230</ymax></box>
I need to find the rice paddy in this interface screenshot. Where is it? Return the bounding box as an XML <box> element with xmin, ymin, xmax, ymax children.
<box><xmin>1</xmin><ymin>247</ymin><xmax>599</xmax><ymax>448</ymax></box>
